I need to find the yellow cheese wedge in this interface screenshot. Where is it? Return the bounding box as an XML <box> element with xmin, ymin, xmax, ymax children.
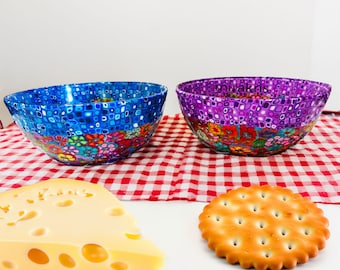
<box><xmin>0</xmin><ymin>178</ymin><xmax>164</xmax><ymax>270</ymax></box>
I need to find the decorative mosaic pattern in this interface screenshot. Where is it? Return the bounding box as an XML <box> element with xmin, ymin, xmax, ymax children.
<box><xmin>26</xmin><ymin>122</ymin><xmax>159</xmax><ymax>165</ymax></box>
<box><xmin>4</xmin><ymin>81</ymin><xmax>167</xmax><ymax>165</ymax></box>
<box><xmin>184</xmin><ymin>116</ymin><xmax>315</xmax><ymax>156</ymax></box>
<box><xmin>176</xmin><ymin>77</ymin><xmax>331</xmax><ymax>156</ymax></box>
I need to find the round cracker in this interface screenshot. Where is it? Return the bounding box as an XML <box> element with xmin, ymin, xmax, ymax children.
<box><xmin>198</xmin><ymin>185</ymin><xmax>329</xmax><ymax>270</ymax></box>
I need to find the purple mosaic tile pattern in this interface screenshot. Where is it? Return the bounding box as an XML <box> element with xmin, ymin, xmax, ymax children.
<box><xmin>176</xmin><ymin>77</ymin><xmax>331</xmax><ymax>156</ymax></box>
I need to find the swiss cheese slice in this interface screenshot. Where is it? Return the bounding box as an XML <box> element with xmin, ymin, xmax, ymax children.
<box><xmin>0</xmin><ymin>178</ymin><xmax>164</xmax><ymax>270</ymax></box>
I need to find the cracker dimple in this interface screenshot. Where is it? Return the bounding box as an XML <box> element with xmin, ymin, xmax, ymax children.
<box><xmin>221</xmin><ymin>200</ymin><xmax>228</xmax><ymax>207</ymax></box>
<box><xmin>258</xmin><ymin>237</ymin><xmax>268</xmax><ymax>246</ymax></box>
<box><xmin>259</xmin><ymin>191</ymin><xmax>267</xmax><ymax>199</ymax></box>
<box><xmin>296</xmin><ymin>213</ymin><xmax>304</xmax><ymax>221</ymax></box>
<box><xmin>279</xmin><ymin>227</ymin><xmax>288</xmax><ymax>237</ymax></box>
<box><xmin>257</xmin><ymin>220</ymin><xmax>266</xmax><ymax>229</ymax></box>
<box><xmin>214</xmin><ymin>215</ymin><xmax>222</xmax><ymax>222</ymax></box>
<box><xmin>198</xmin><ymin>185</ymin><xmax>329</xmax><ymax>270</ymax></box>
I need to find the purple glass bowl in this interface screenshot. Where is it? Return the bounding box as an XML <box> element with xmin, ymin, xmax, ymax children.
<box><xmin>176</xmin><ymin>77</ymin><xmax>332</xmax><ymax>156</ymax></box>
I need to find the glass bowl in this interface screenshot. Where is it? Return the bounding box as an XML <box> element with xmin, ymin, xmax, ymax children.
<box><xmin>4</xmin><ymin>81</ymin><xmax>168</xmax><ymax>165</ymax></box>
<box><xmin>176</xmin><ymin>77</ymin><xmax>331</xmax><ymax>156</ymax></box>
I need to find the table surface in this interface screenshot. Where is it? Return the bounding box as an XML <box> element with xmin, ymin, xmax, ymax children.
<box><xmin>124</xmin><ymin>201</ymin><xmax>339</xmax><ymax>270</ymax></box>
<box><xmin>1</xmin><ymin>114</ymin><xmax>339</xmax><ymax>203</ymax></box>
<box><xmin>0</xmin><ymin>113</ymin><xmax>340</xmax><ymax>269</ymax></box>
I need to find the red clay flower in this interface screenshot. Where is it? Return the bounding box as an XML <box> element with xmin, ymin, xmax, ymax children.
<box><xmin>240</xmin><ymin>125</ymin><xmax>257</xmax><ymax>143</ymax></box>
<box><xmin>84</xmin><ymin>134</ymin><xmax>105</xmax><ymax>147</ymax></box>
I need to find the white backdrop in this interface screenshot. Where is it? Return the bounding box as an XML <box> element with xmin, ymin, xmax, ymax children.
<box><xmin>0</xmin><ymin>0</ymin><xmax>339</xmax><ymax>126</ymax></box>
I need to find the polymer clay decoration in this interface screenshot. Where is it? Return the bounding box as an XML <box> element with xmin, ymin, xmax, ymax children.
<box><xmin>176</xmin><ymin>77</ymin><xmax>331</xmax><ymax>156</ymax></box>
<box><xmin>4</xmin><ymin>81</ymin><xmax>167</xmax><ymax>165</ymax></box>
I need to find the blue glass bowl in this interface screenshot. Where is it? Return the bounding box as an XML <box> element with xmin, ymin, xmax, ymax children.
<box><xmin>4</xmin><ymin>81</ymin><xmax>168</xmax><ymax>165</ymax></box>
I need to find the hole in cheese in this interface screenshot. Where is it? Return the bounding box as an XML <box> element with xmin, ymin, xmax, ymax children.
<box><xmin>0</xmin><ymin>205</ymin><xmax>10</xmax><ymax>213</ymax></box>
<box><xmin>27</xmin><ymin>248</ymin><xmax>49</xmax><ymax>264</ymax></box>
<box><xmin>56</xmin><ymin>199</ymin><xmax>74</xmax><ymax>207</ymax></box>
<box><xmin>125</xmin><ymin>232</ymin><xmax>141</xmax><ymax>240</ymax></box>
<box><xmin>106</xmin><ymin>207</ymin><xmax>125</xmax><ymax>216</ymax></box>
<box><xmin>59</xmin><ymin>253</ymin><xmax>76</xmax><ymax>268</ymax></box>
<box><xmin>30</xmin><ymin>227</ymin><xmax>48</xmax><ymax>236</ymax></box>
<box><xmin>38</xmin><ymin>189</ymin><xmax>48</xmax><ymax>201</ymax></box>
<box><xmin>18</xmin><ymin>210</ymin><xmax>38</xmax><ymax>222</ymax></box>
<box><xmin>110</xmin><ymin>261</ymin><xmax>128</xmax><ymax>270</ymax></box>
<box><xmin>6</xmin><ymin>210</ymin><xmax>38</xmax><ymax>226</ymax></box>
<box><xmin>81</xmin><ymin>243</ymin><xmax>109</xmax><ymax>263</ymax></box>
<box><xmin>2</xmin><ymin>260</ymin><xmax>16</xmax><ymax>269</ymax></box>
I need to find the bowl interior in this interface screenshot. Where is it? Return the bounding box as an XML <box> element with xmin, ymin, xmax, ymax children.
<box><xmin>176</xmin><ymin>77</ymin><xmax>331</xmax><ymax>99</ymax></box>
<box><xmin>5</xmin><ymin>81</ymin><xmax>167</xmax><ymax>106</ymax></box>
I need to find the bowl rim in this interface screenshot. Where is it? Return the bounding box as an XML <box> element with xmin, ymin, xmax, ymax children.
<box><xmin>175</xmin><ymin>76</ymin><xmax>332</xmax><ymax>100</ymax></box>
<box><xmin>3</xmin><ymin>81</ymin><xmax>168</xmax><ymax>106</ymax></box>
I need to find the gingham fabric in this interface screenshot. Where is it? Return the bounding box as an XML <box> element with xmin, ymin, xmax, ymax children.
<box><xmin>0</xmin><ymin>114</ymin><xmax>339</xmax><ymax>203</ymax></box>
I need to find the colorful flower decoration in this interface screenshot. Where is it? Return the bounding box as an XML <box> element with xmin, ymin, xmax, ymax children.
<box><xmin>26</xmin><ymin>122</ymin><xmax>157</xmax><ymax>165</ymax></box>
<box><xmin>185</xmin><ymin>116</ymin><xmax>315</xmax><ymax>156</ymax></box>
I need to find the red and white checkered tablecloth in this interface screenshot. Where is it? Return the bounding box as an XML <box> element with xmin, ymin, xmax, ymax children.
<box><xmin>0</xmin><ymin>114</ymin><xmax>339</xmax><ymax>203</ymax></box>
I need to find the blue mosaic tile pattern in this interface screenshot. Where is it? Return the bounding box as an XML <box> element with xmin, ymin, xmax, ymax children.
<box><xmin>4</xmin><ymin>81</ymin><xmax>168</xmax><ymax>165</ymax></box>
